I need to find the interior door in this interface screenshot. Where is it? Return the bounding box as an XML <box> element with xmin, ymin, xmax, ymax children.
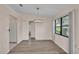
<box><xmin>9</xmin><ymin>16</ymin><xmax>17</xmax><ymax>43</ymax></box>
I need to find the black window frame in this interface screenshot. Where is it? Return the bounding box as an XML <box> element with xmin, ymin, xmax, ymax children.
<box><xmin>55</xmin><ymin>15</ymin><xmax>69</xmax><ymax>38</ymax></box>
<box><xmin>55</xmin><ymin>18</ymin><xmax>61</xmax><ymax>35</ymax></box>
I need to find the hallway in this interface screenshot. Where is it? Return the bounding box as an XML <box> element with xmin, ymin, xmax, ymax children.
<box><xmin>9</xmin><ymin>40</ymin><xmax>66</xmax><ymax>54</ymax></box>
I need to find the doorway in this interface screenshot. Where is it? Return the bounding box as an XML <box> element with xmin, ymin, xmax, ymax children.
<box><xmin>29</xmin><ymin>21</ymin><xmax>35</xmax><ymax>41</ymax></box>
<box><xmin>9</xmin><ymin>15</ymin><xmax>17</xmax><ymax>50</ymax></box>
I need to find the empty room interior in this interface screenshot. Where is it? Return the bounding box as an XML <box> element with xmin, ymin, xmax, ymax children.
<box><xmin>0</xmin><ymin>4</ymin><xmax>79</xmax><ymax>54</ymax></box>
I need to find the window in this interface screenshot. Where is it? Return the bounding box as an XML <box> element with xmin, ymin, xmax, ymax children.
<box><xmin>55</xmin><ymin>19</ymin><xmax>61</xmax><ymax>34</ymax></box>
<box><xmin>62</xmin><ymin>16</ymin><xmax>69</xmax><ymax>37</ymax></box>
<box><xmin>55</xmin><ymin>15</ymin><xmax>69</xmax><ymax>38</ymax></box>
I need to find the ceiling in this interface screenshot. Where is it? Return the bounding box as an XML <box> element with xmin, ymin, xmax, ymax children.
<box><xmin>8</xmin><ymin>4</ymin><xmax>78</xmax><ymax>17</ymax></box>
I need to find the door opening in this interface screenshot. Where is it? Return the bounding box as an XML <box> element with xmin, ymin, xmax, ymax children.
<box><xmin>29</xmin><ymin>21</ymin><xmax>35</xmax><ymax>41</ymax></box>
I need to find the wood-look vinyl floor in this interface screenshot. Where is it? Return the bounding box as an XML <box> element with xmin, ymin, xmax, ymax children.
<box><xmin>9</xmin><ymin>40</ymin><xmax>66</xmax><ymax>54</ymax></box>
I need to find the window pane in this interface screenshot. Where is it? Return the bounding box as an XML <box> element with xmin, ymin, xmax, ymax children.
<box><xmin>62</xmin><ymin>16</ymin><xmax>69</xmax><ymax>37</ymax></box>
<box><xmin>56</xmin><ymin>19</ymin><xmax>61</xmax><ymax>34</ymax></box>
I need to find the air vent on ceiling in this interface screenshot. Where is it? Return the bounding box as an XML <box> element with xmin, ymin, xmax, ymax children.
<box><xmin>19</xmin><ymin>4</ymin><xmax>23</xmax><ymax>7</ymax></box>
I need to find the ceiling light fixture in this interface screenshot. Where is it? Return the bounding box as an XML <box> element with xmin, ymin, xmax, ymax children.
<box><xmin>34</xmin><ymin>7</ymin><xmax>43</xmax><ymax>23</ymax></box>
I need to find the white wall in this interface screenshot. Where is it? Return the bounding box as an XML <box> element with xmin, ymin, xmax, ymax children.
<box><xmin>35</xmin><ymin>19</ymin><xmax>52</xmax><ymax>40</ymax></box>
<box><xmin>0</xmin><ymin>5</ymin><xmax>10</xmax><ymax>53</ymax></box>
<box><xmin>0</xmin><ymin>13</ymin><xmax>9</xmax><ymax>53</ymax></box>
